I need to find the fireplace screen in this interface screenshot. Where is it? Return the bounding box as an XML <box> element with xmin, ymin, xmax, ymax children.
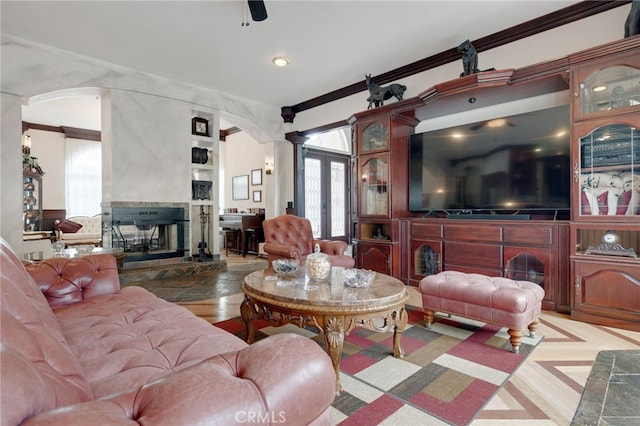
<box><xmin>104</xmin><ymin>207</ymin><xmax>187</xmax><ymax>263</ymax></box>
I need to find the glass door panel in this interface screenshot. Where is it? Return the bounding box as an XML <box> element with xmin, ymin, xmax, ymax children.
<box><xmin>360</xmin><ymin>156</ymin><xmax>389</xmax><ymax>216</ymax></box>
<box><xmin>578</xmin><ymin>123</ymin><xmax>639</xmax><ymax>217</ymax></box>
<box><xmin>361</xmin><ymin>122</ymin><xmax>388</xmax><ymax>152</ymax></box>
<box><xmin>579</xmin><ymin>65</ymin><xmax>640</xmax><ymax>116</ymax></box>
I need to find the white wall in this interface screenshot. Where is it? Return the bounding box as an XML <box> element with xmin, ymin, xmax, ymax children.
<box><xmin>102</xmin><ymin>90</ymin><xmax>190</xmax><ymax>203</ymax></box>
<box><xmin>220</xmin><ymin>131</ymin><xmax>267</xmax><ymax>213</ymax></box>
<box><xmin>1</xmin><ymin>94</ymin><xmax>23</xmax><ymax>251</ymax></box>
<box><xmin>24</xmin><ymin>129</ymin><xmax>66</xmax><ymax>210</ymax></box>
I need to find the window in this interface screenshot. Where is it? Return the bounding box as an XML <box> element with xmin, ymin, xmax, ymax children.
<box><xmin>65</xmin><ymin>138</ymin><xmax>102</xmax><ymax>216</ymax></box>
<box><xmin>304</xmin><ymin>126</ymin><xmax>351</xmax><ymax>154</ymax></box>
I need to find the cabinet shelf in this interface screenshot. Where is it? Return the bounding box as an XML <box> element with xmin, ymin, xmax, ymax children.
<box><xmin>190</xmin><ymin>107</ymin><xmax>217</xmax><ymax>260</ymax></box>
<box><xmin>23</xmin><ymin>170</ymin><xmax>43</xmax><ymax>231</ymax></box>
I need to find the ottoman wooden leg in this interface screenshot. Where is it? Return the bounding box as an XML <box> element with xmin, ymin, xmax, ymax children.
<box><xmin>528</xmin><ymin>320</ymin><xmax>539</xmax><ymax>337</ymax></box>
<box><xmin>424</xmin><ymin>309</ymin><xmax>435</xmax><ymax>329</ymax></box>
<box><xmin>507</xmin><ymin>328</ymin><xmax>524</xmax><ymax>354</ymax></box>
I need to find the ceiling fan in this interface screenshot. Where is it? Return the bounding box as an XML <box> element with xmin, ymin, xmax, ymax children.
<box><xmin>469</xmin><ymin>117</ymin><xmax>516</xmax><ymax>131</ymax></box>
<box><xmin>248</xmin><ymin>0</ymin><xmax>267</xmax><ymax>22</ymax></box>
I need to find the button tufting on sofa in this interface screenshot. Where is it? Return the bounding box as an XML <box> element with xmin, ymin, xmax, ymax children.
<box><xmin>1</xmin><ymin>237</ymin><xmax>336</xmax><ymax>425</ymax></box>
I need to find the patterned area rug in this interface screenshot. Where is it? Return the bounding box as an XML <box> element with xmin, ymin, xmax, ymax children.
<box><xmin>214</xmin><ymin>306</ymin><xmax>543</xmax><ymax>426</ymax></box>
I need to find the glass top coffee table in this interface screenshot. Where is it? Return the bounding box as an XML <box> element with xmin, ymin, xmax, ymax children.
<box><xmin>241</xmin><ymin>267</ymin><xmax>409</xmax><ymax>394</ymax></box>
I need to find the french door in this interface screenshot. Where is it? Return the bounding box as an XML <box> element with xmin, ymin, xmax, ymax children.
<box><xmin>303</xmin><ymin>149</ymin><xmax>350</xmax><ymax>242</ymax></box>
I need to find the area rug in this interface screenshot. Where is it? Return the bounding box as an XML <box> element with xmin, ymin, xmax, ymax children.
<box><xmin>214</xmin><ymin>306</ymin><xmax>543</xmax><ymax>426</ymax></box>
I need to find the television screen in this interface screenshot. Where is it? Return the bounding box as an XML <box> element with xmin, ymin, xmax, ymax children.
<box><xmin>409</xmin><ymin>105</ymin><xmax>571</xmax><ymax>214</ymax></box>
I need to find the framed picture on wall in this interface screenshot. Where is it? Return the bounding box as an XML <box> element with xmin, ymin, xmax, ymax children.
<box><xmin>251</xmin><ymin>169</ymin><xmax>262</xmax><ymax>186</ymax></box>
<box><xmin>253</xmin><ymin>190</ymin><xmax>262</xmax><ymax>203</ymax></box>
<box><xmin>232</xmin><ymin>175</ymin><xmax>249</xmax><ymax>200</ymax></box>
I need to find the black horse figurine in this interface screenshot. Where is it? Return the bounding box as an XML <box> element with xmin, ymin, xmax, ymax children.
<box><xmin>365</xmin><ymin>74</ymin><xmax>406</xmax><ymax>109</ymax></box>
<box><xmin>625</xmin><ymin>0</ymin><xmax>640</xmax><ymax>37</ymax></box>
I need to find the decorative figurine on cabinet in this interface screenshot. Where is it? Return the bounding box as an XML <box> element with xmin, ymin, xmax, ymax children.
<box><xmin>365</xmin><ymin>74</ymin><xmax>406</xmax><ymax>109</ymax></box>
<box><xmin>624</xmin><ymin>0</ymin><xmax>640</xmax><ymax>37</ymax></box>
<box><xmin>457</xmin><ymin>39</ymin><xmax>495</xmax><ymax>78</ymax></box>
<box><xmin>458</xmin><ymin>39</ymin><xmax>480</xmax><ymax>77</ymax></box>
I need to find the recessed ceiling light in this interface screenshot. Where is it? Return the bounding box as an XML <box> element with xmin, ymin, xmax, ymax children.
<box><xmin>272</xmin><ymin>56</ymin><xmax>289</xmax><ymax>67</ymax></box>
<box><xmin>593</xmin><ymin>84</ymin><xmax>607</xmax><ymax>92</ymax></box>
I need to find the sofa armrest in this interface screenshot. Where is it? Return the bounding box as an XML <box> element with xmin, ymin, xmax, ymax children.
<box><xmin>263</xmin><ymin>241</ymin><xmax>300</xmax><ymax>260</ymax></box>
<box><xmin>24</xmin><ymin>254</ymin><xmax>120</xmax><ymax>308</ymax></box>
<box><xmin>23</xmin><ymin>334</ymin><xmax>335</xmax><ymax>426</ymax></box>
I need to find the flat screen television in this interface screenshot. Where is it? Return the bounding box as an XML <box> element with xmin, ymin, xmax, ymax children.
<box><xmin>409</xmin><ymin>105</ymin><xmax>571</xmax><ymax>217</ymax></box>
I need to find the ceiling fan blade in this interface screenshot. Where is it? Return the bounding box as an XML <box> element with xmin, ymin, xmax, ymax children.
<box><xmin>248</xmin><ymin>0</ymin><xmax>267</xmax><ymax>22</ymax></box>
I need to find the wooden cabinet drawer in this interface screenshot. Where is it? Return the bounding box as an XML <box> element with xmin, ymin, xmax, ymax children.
<box><xmin>444</xmin><ymin>225</ymin><xmax>501</xmax><ymax>242</ymax></box>
<box><xmin>444</xmin><ymin>241</ymin><xmax>502</xmax><ymax>268</ymax></box>
<box><xmin>504</xmin><ymin>225</ymin><xmax>553</xmax><ymax>245</ymax></box>
<box><xmin>411</xmin><ymin>223</ymin><xmax>442</xmax><ymax>239</ymax></box>
<box><xmin>443</xmin><ymin>264</ymin><xmax>503</xmax><ymax>276</ymax></box>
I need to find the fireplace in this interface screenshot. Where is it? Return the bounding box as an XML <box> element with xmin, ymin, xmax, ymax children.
<box><xmin>102</xmin><ymin>206</ymin><xmax>187</xmax><ymax>263</ymax></box>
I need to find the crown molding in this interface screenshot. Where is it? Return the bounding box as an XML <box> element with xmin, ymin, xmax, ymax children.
<box><xmin>22</xmin><ymin>121</ymin><xmax>101</xmax><ymax>141</ymax></box>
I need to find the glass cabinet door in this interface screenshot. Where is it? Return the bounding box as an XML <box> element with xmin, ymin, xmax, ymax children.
<box><xmin>504</xmin><ymin>252</ymin><xmax>545</xmax><ymax>287</ymax></box>
<box><xmin>360</xmin><ymin>121</ymin><xmax>388</xmax><ymax>152</ymax></box>
<box><xmin>577</xmin><ymin>123</ymin><xmax>639</xmax><ymax>218</ymax></box>
<box><xmin>578</xmin><ymin>65</ymin><xmax>640</xmax><ymax>117</ymax></box>
<box><xmin>23</xmin><ymin>175</ymin><xmax>41</xmax><ymax>231</ymax></box>
<box><xmin>360</xmin><ymin>155</ymin><xmax>389</xmax><ymax>216</ymax></box>
<box><xmin>411</xmin><ymin>240</ymin><xmax>441</xmax><ymax>279</ymax></box>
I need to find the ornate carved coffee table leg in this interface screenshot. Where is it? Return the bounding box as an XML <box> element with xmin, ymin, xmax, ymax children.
<box><xmin>393</xmin><ymin>305</ymin><xmax>408</xmax><ymax>358</ymax></box>
<box><xmin>323</xmin><ymin>316</ymin><xmax>345</xmax><ymax>395</ymax></box>
<box><xmin>240</xmin><ymin>296</ymin><xmax>256</xmax><ymax>344</ymax></box>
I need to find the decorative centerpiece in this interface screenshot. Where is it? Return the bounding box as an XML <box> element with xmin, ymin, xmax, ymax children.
<box><xmin>343</xmin><ymin>268</ymin><xmax>375</xmax><ymax>288</ymax></box>
<box><xmin>272</xmin><ymin>258</ymin><xmax>299</xmax><ymax>277</ymax></box>
<box><xmin>305</xmin><ymin>244</ymin><xmax>332</xmax><ymax>281</ymax></box>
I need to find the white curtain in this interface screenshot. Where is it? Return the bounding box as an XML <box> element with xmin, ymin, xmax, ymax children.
<box><xmin>65</xmin><ymin>138</ymin><xmax>102</xmax><ymax>216</ymax></box>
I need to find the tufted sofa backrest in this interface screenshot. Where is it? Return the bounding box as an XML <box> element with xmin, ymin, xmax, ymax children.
<box><xmin>0</xmin><ymin>238</ymin><xmax>93</xmax><ymax>426</ymax></box>
<box><xmin>263</xmin><ymin>214</ymin><xmax>315</xmax><ymax>257</ymax></box>
<box><xmin>25</xmin><ymin>254</ymin><xmax>119</xmax><ymax>307</ymax></box>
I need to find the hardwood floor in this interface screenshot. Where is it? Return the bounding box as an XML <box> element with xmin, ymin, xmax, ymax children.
<box><xmin>173</xmin><ymin>255</ymin><xmax>640</xmax><ymax>425</ymax></box>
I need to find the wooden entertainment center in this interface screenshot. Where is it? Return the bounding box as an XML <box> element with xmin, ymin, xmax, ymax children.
<box><xmin>349</xmin><ymin>37</ymin><xmax>639</xmax><ymax>331</ymax></box>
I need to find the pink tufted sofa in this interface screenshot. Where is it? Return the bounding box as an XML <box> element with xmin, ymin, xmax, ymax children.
<box><xmin>0</xmin><ymin>238</ymin><xmax>335</xmax><ymax>425</ymax></box>
<box><xmin>263</xmin><ymin>215</ymin><xmax>355</xmax><ymax>268</ymax></box>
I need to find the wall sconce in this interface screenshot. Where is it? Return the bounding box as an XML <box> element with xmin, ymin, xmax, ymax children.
<box><xmin>265</xmin><ymin>162</ymin><xmax>273</xmax><ymax>175</ymax></box>
<box><xmin>22</xmin><ymin>135</ymin><xmax>31</xmax><ymax>155</ymax></box>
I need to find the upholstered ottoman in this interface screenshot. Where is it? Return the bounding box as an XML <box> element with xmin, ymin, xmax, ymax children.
<box><xmin>419</xmin><ymin>271</ymin><xmax>545</xmax><ymax>353</ymax></box>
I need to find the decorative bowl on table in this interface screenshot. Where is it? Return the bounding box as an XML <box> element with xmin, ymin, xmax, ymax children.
<box><xmin>343</xmin><ymin>268</ymin><xmax>375</xmax><ymax>288</ymax></box>
<box><xmin>75</xmin><ymin>245</ymin><xmax>95</xmax><ymax>255</ymax></box>
<box><xmin>272</xmin><ymin>258</ymin><xmax>299</xmax><ymax>277</ymax></box>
